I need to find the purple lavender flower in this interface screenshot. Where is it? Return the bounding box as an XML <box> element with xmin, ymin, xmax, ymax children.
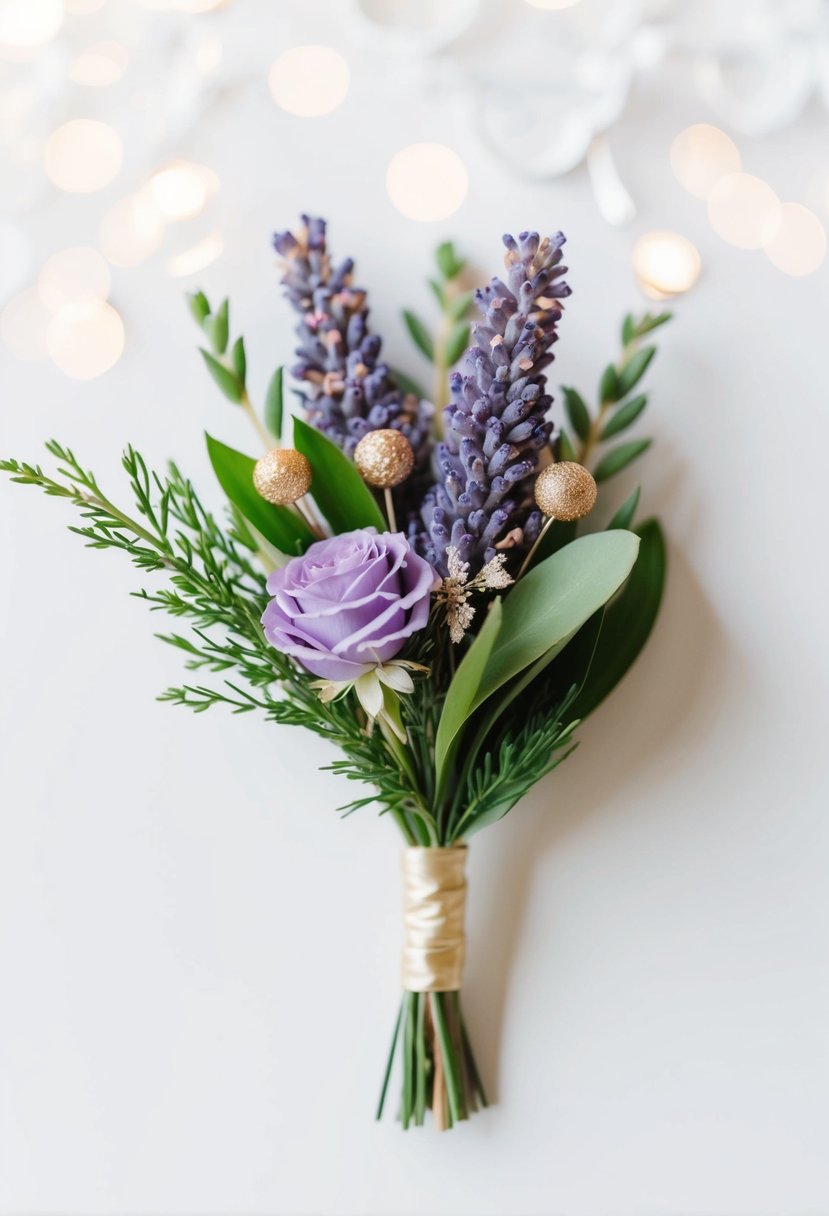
<box><xmin>417</xmin><ymin>231</ymin><xmax>571</xmax><ymax>575</ymax></box>
<box><xmin>274</xmin><ymin>216</ymin><xmax>432</xmax><ymax>461</ymax></box>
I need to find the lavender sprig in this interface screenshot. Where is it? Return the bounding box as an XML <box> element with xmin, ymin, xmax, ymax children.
<box><xmin>417</xmin><ymin>230</ymin><xmax>571</xmax><ymax>574</ymax></box>
<box><xmin>273</xmin><ymin>216</ymin><xmax>432</xmax><ymax>461</ymax></box>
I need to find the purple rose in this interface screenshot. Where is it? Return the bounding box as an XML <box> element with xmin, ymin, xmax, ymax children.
<box><xmin>261</xmin><ymin>528</ymin><xmax>437</xmax><ymax>682</ymax></box>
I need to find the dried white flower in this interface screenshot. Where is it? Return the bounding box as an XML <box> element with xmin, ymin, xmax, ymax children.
<box><xmin>436</xmin><ymin>546</ymin><xmax>514</xmax><ymax>644</ymax></box>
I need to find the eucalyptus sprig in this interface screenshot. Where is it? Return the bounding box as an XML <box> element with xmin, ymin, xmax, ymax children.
<box><xmin>187</xmin><ymin>291</ymin><xmax>284</xmax><ymax>449</ymax></box>
<box><xmin>559</xmin><ymin>309</ymin><xmax>672</xmax><ymax>486</ymax></box>
<box><xmin>401</xmin><ymin>240</ymin><xmax>474</xmax><ymax>432</ymax></box>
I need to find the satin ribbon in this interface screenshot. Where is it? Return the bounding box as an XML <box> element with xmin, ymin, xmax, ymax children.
<box><xmin>401</xmin><ymin>846</ymin><xmax>467</xmax><ymax>992</ymax></box>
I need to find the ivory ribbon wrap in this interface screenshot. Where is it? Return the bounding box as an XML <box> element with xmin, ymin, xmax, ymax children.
<box><xmin>401</xmin><ymin>846</ymin><xmax>467</xmax><ymax>992</ymax></box>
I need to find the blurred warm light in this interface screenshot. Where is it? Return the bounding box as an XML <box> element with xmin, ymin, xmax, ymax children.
<box><xmin>0</xmin><ymin>0</ymin><xmax>63</xmax><ymax>49</ymax></box>
<box><xmin>0</xmin><ymin>220</ymin><xmax>32</xmax><ymax>304</ymax></box>
<box><xmin>99</xmin><ymin>193</ymin><xmax>164</xmax><ymax>267</ymax></box>
<box><xmin>632</xmin><ymin>230</ymin><xmax>701</xmax><ymax>299</ymax></box>
<box><xmin>166</xmin><ymin>231</ymin><xmax>223</xmax><ymax>277</ymax></box>
<box><xmin>763</xmin><ymin>203</ymin><xmax>826</xmax><ymax>277</ymax></box>
<box><xmin>707</xmin><ymin>173</ymin><xmax>781</xmax><ymax>250</ymax></box>
<box><xmin>524</xmin><ymin>0</ymin><xmax>583</xmax><ymax>8</ymax></box>
<box><xmin>386</xmin><ymin>142</ymin><xmax>469</xmax><ymax>222</ymax></box>
<box><xmin>670</xmin><ymin>123</ymin><xmax>741</xmax><ymax>201</ymax></box>
<box><xmin>39</xmin><ymin>246</ymin><xmax>111</xmax><ymax>313</ymax></box>
<box><xmin>193</xmin><ymin>31</ymin><xmax>222</xmax><ymax>73</ymax></box>
<box><xmin>269</xmin><ymin>45</ymin><xmax>350</xmax><ymax>117</ymax></box>
<box><xmin>45</xmin><ymin>119</ymin><xmax>122</xmax><ymax>193</ymax></box>
<box><xmin>177</xmin><ymin>0</ymin><xmax>232</xmax><ymax>10</ymax></box>
<box><xmin>148</xmin><ymin>160</ymin><xmax>218</xmax><ymax>221</ymax></box>
<box><xmin>66</xmin><ymin>0</ymin><xmax>107</xmax><ymax>11</ymax></box>
<box><xmin>70</xmin><ymin>40</ymin><xmax>128</xmax><ymax>87</ymax></box>
<box><xmin>46</xmin><ymin>299</ymin><xmax>125</xmax><ymax>379</ymax></box>
<box><xmin>1</xmin><ymin>288</ymin><xmax>51</xmax><ymax>361</ymax></box>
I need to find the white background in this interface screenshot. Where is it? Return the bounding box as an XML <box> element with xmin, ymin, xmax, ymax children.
<box><xmin>2</xmin><ymin>2</ymin><xmax>829</xmax><ymax>1214</ymax></box>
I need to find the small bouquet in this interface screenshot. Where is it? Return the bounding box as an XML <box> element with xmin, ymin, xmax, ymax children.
<box><xmin>3</xmin><ymin>218</ymin><xmax>669</xmax><ymax>1130</ymax></box>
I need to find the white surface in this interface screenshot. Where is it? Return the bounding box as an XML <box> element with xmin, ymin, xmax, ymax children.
<box><xmin>2</xmin><ymin>4</ymin><xmax>829</xmax><ymax>1214</ymax></box>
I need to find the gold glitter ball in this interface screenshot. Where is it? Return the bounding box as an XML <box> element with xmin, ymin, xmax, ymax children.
<box><xmin>534</xmin><ymin>461</ymin><xmax>597</xmax><ymax>521</ymax></box>
<box><xmin>353</xmin><ymin>429</ymin><xmax>414</xmax><ymax>488</ymax></box>
<box><xmin>252</xmin><ymin>448</ymin><xmax>312</xmax><ymax>505</ymax></box>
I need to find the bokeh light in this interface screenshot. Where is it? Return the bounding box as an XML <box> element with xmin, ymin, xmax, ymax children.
<box><xmin>0</xmin><ymin>220</ymin><xmax>32</xmax><ymax>305</ymax></box>
<box><xmin>38</xmin><ymin>247</ymin><xmax>110</xmax><ymax>313</ymax></box>
<box><xmin>1</xmin><ymin>288</ymin><xmax>52</xmax><ymax>361</ymax></box>
<box><xmin>0</xmin><ymin>0</ymin><xmax>63</xmax><ymax>50</ymax></box>
<box><xmin>46</xmin><ymin>299</ymin><xmax>125</xmax><ymax>379</ymax></box>
<box><xmin>166</xmin><ymin>231</ymin><xmax>223</xmax><ymax>277</ymax></box>
<box><xmin>148</xmin><ymin>160</ymin><xmax>219</xmax><ymax>221</ymax></box>
<box><xmin>632</xmin><ymin>230</ymin><xmax>701</xmax><ymax>298</ymax></box>
<box><xmin>99</xmin><ymin>193</ymin><xmax>164</xmax><ymax>266</ymax></box>
<box><xmin>45</xmin><ymin>119</ymin><xmax>122</xmax><ymax>193</ymax></box>
<box><xmin>707</xmin><ymin>173</ymin><xmax>781</xmax><ymax>249</ymax></box>
<box><xmin>70</xmin><ymin>40</ymin><xmax>128</xmax><ymax>87</ymax></box>
<box><xmin>386</xmin><ymin>143</ymin><xmax>469</xmax><ymax>222</ymax></box>
<box><xmin>670</xmin><ymin>123</ymin><xmax>741</xmax><ymax>200</ymax></box>
<box><xmin>269</xmin><ymin>45</ymin><xmax>350</xmax><ymax>117</ymax></box>
<box><xmin>763</xmin><ymin>202</ymin><xmax>826</xmax><ymax>277</ymax></box>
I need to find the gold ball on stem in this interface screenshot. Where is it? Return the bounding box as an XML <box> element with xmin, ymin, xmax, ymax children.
<box><xmin>534</xmin><ymin>461</ymin><xmax>597</xmax><ymax>521</ymax></box>
<box><xmin>353</xmin><ymin>429</ymin><xmax>415</xmax><ymax>488</ymax></box>
<box><xmin>252</xmin><ymin>448</ymin><xmax>312</xmax><ymax>506</ymax></box>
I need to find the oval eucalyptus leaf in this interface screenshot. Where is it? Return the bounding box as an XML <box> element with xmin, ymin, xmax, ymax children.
<box><xmin>402</xmin><ymin>310</ymin><xmax>434</xmax><ymax>362</ymax></box>
<box><xmin>473</xmin><ymin>530</ymin><xmax>640</xmax><ymax>716</ymax></box>
<box><xmin>200</xmin><ymin>349</ymin><xmax>243</xmax><ymax>404</ymax></box>
<box><xmin>231</xmin><ymin>336</ymin><xmax>246</xmax><ymax>385</ymax></box>
<box><xmin>617</xmin><ymin>345</ymin><xmax>656</xmax><ymax>396</ymax></box>
<box><xmin>607</xmin><ymin>484</ymin><xmax>641</xmax><ymax>530</ymax></box>
<box><xmin>621</xmin><ymin>313</ymin><xmax>635</xmax><ymax>345</ymax></box>
<box><xmin>599</xmin><ymin>363</ymin><xmax>620</xmax><ymax>404</ymax></box>
<box><xmin>187</xmin><ymin>290</ymin><xmax>210</xmax><ymax>326</ymax></box>
<box><xmin>445</xmin><ymin>322</ymin><xmax>470</xmax><ymax>366</ymax></box>
<box><xmin>204</xmin><ymin>298</ymin><xmax>229</xmax><ymax>354</ymax></box>
<box><xmin>293</xmin><ymin>416</ymin><xmax>385</xmax><ymax>534</ymax></box>
<box><xmin>264</xmin><ymin>367</ymin><xmax>284</xmax><ymax>442</ymax></box>
<box><xmin>594</xmin><ymin>439</ymin><xmax>651</xmax><ymax>482</ymax></box>
<box><xmin>601</xmin><ymin>393</ymin><xmax>647</xmax><ymax>439</ymax></box>
<box><xmin>205</xmin><ymin>433</ymin><xmax>312</xmax><ymax>555</ymax></box>
<box><xmin>561</xmin><ymin>519</ymin><xmax>666</xmax><ymax>720</ymax></box>
<box><xmin>436</xmin><ymin>241</ymin><xmax>464</xmax><ymax>280</ymax></box>
<box><xmin>435</xmin><ymin>598</ymin><xmax>503</xmax><ymax>790</ymax></box>
<box><xmin>429</xmin><ymin>279</ymin><xmax>446</xmax><ymax>308</ymax></box>
<box><xmin>558</xmin><ymin>430</ymin><xmax>577</xmax><ymax>462</ymax></box>
<box><xmin>447</xmin><ymin>290</ymin><xmax>474</xmax><ymax>322</ymax></box>
<box><xmin>563</xmin><ymin>386</ymin><xmax>591</xmax><ymax>442</ymax></box>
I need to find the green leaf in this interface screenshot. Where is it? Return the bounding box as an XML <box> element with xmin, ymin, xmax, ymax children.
<box><xmin>293</xmin><ymin>416</ymin><xmax>385</xmax><ymax>534</ymax></box>
<box><xmin>264</xmin><ymin>367</ymin><xmax>284</xmax><ymax>441</ymax></box>
<box><xmin>447</xmin><ymin>290</ymin><xmax>474</xmax><ymax>322</ymax></box>
<box><xmin>428</xmin><ymin>279</ymin><xmax>446</xmax><ymax>308</ymax></box>
<box><xmin>200</xmin><ymin>349</ymin><xmax>243</xmax><ymax>404</ymax></box>
<box><xmin>205</xmin><ymin>433</ymin><xmax>313</xmax><ymax>555</ymax></box>
<box><xmin>391</xmin><ymin>367</ymin><xmax>427</xmax><ymax>400</ymax></box>
<box><xmin>621</xmin><ymin>313</ymin><xmax>635</xmax><ymax>346</ymax></box>
<box><xmin>599</xmin><ymin>363</ymin><xmax>620</xmax><ymax>404</ymax></box>
<box><xmin>445</xmin><ymin>322</ymin><xmax>470</xmax><ymax>366</ymax></box>
<box><xmin>593</xmin><ymin>439</ymin><xmax>651</xmax><ymax>482</ymax></box>
<box><xmin>559</xmin><ymin>430</ymin><xmax>577</xmax><ymax>462</ymax></box>
<box><xmin>565</xmin><ymin>519</ymin><xmax>666</xmax><ymax>719</ymax></box>
<box><xmin>435</xmin><ymin>241</ymin><xmax>464</xmax><ymax>280</ymax></box>
<box><xmin>634</xmin><ymin>311</ymin><xmax>672</xmax><ymax>338</ymax></box>
<box><xmin>562</xmin><ymin>386</ymin><xmax>591</xmax><ymax>442</ymax></box>
<box><xmin>231</xmin><ymin>336</ymin><xmax>246</xmax><ymax>385</ymax></box>
<box><xmin>617</xmin><ymin>345</ymin><xmax>656</xmax><ymax>397</ymax></box>
<box><xmin>607</xmin><ymin>484</ymin><xmax>640</xmax><ymax>530</ymax></box>
<box><xmin>435</xmin><ymin>598</ymin><xmax>503</xmax><ymax>789</ymax></box>
<box><xmin>187</xmin><ymin>290</ymin><xmax>210</xmax><ymax>326</ymax></box>
<box><xmin>473</xmin><ymin>531</ymin><xmax>640</xmax><ymax>714</ymax></box>
<box><xmin>204</xmin><ymin>298</ymin><xmax>229</xmax><ymax>354</ymax></box>
<box><xmin>601</xmin><ymin>392</ymin><xmax>647</xmax><ymax>439</ymax></box>
<box><xmin>402</xmin><ymin>310</ymin><xmax>434</xmax><ymax>362</ymax></box>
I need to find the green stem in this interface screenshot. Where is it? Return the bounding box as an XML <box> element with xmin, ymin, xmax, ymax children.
<box><xmin>414</xmin><ymin>993</ymin><xmax>427</xmax><ymax>1125</ymax></box>
<box><xmin>375</xmin><ymin>1000</ymin><xmax>403</xmax><ymax>1120</ymax></box>
<box><xmin>431</xmin><ymin>992</ymin><xmax>463</xmax><ymax>1125</ymax></box>
<box><xmin>402</xmin><ymin>991</ymin><xmax>416</xmax><ymax>1129</ymax></box>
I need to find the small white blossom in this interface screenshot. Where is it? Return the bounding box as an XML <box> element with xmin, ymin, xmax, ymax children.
<box><xmin>436</xmin><ymin>546</ymin><xmax>514</xmax><ymax>643</ymax></box>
